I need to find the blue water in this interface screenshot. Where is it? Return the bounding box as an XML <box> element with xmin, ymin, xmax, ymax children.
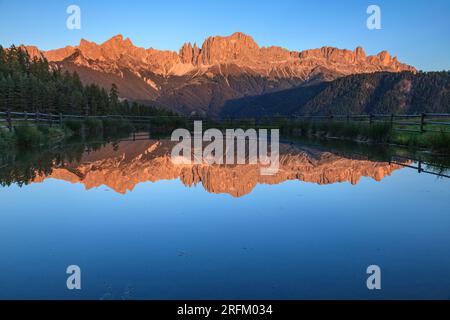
<box><xmin>1</xmin><ymin>152</ymin><xmax>450</xmax><ymax>299</ymax></box>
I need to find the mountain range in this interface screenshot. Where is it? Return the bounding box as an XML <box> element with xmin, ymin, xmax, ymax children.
<box><xmin>22</xmin><ymin>32</ymin><xmax>417</xmax><ymax>117</ymax></box>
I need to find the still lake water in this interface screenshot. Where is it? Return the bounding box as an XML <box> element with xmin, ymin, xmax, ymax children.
<box><xmin>0</xmin><ymin>138</ymin><xmax>449</xmax><ymax>300</ymax></box>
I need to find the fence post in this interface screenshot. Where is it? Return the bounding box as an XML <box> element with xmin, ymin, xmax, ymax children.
<box><xmin>6</xmin><ymin>109</ymin><xmax>12</xmax><ymax>132</ymax></box>
<box><xmin>369</xmin><ymin>114</ymin><xmax>374</xmax><ymax>126</ymax></box>
<box><xmin>59</xmin><ymin>113</ymin><xmax>63</xmax><ymax>127</ymax></box>
<box><xmin>35</xmin><ymin>110</ymin><xmax>39</xmax><ymax>125</ymax></box>
<box><xmin>346</xmin><ymin>114</ymin><xmax>350</xmax><ymax>124</ymax></box>
<box><xmin>420</xmin><ymin>113</ymin><xmax>426</xmax><ymax>133</ymax></box>
<box><xmin>24</xmin><ymin>111</ymin><xmax>28</xmax><ymax>123</ymax></box>
<box><xmin>390</xmin><ymin>114</ymin><xmax>394</xmax><ymax>127</ymax></box>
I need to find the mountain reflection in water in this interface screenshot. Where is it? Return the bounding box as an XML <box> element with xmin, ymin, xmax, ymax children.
<box><xmin>1</xmin><ymin>137</ymin><xmax>450</xmax><ymax>300</ymax></box>
<box><xmin>26</xmin><ymin>139</ymin><xmax>408</xmax><ymax>197</ymax></box>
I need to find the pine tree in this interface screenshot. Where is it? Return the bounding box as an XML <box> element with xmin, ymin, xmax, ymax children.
<box><xmin>109</xmin><ymin>83</ymin><xmax>119</xmax><ymax>113</ymax></box>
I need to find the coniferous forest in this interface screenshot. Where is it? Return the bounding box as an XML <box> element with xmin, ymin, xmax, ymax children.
<box><xmin>222</xmin><ymin>71</ymin><xmax>450</xmax><ymax>118</ymax></box>
<box><xmin>0</xmin><ymin>45</ymin><xmax>176</xmax><ymax>117</ymax></box>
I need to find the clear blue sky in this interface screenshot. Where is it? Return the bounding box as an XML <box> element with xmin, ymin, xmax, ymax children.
<box><xmin>0</xmin><ymin>0</ymin><xmax>449</xmax><ymax>71</ymax></box>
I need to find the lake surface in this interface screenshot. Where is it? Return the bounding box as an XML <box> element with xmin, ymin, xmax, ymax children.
<box><xmin>0</xmin><ymin>137</ymin><xmax>450</xmax><ymax>300</ymax></box>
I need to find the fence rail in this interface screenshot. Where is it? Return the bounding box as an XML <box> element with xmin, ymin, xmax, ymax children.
<box><xmin>229</xmin><ymin>113</ymin><xmax>450</xmax><ymax>134</ymax></box>
<box><xmin>1</xmin><ymin>111</ymin><xmax>450</xmax><ymax>135</ymax></box>
<box><xmin>0</xmin><ymin>110</ymin><xmax>191</xmax><ymax>131</ymax></box>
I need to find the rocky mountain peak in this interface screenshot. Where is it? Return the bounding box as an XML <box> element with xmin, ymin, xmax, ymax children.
<box><xmin>35</xmin><ymin>33</ymin><xmax>415</xmax><ymax>76</ymax></box>
<box><xmin>20</xmin><ymin>45</ymin><xmax>44</xmax><ymax>59</ymax></box>
<box><xmin>354</xmin><ymin>46</ymin><xmax>366</xmax><ymax>61</ymax></box>
<box><xmin>105</xmin><ymin>34</ymin><xmax>124</xmax><ymax>42</ymax></box>
<box><xmin>20</xmin><ymin>32</ymin><xmax>417</xmax><ymax>115</ymax></box>
<box><xmin>179</xmin><ymin>42</ymin><xmax>198</xmax><ymax>64</ymax></box>
<box><xmin>101</xmin><ymin>34</ymin><xmax>133</xmax><ymax>48</ymax></box>
<box><xmin>198</xmin><ymin>32</ymin><xmax>260</xmax><ymax>65</ymax></box>
<box><xmin>377</xmin><ymin>50</ymin><xmax>392</xmax><ymax>65</ymax></box>
<box><xmin>77</xmin><ymin>38</ymin><xmax>103</xmax><ymax>60</ymax></box>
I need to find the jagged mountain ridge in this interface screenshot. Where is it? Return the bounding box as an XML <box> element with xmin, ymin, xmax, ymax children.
<box><xmin>22</xmin><ymin>32</ymin><xmax>415</xmax><ymax>116</ymax></box>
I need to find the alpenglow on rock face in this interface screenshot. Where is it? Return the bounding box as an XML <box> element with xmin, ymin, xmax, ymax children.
<box><xmin>23</xmin><ymin>32</ymin><xmax>416</xmax><ymax>116</ymax></box>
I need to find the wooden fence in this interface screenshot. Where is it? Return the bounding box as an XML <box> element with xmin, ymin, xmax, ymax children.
<box><xmin>1</xmin><ymin>111</ymin><xmax>450</xmax><ymax>134</ymax></box>
<box><xmin>390</xmin><ymin>155</ymin><xmax>450</xmax><ymax>179</ymax></box>
<box><xmin>0</xmin><ymin>111</ymin><xmax>187</xmax><ymax>132</ymax></box>
<box><xmin>228</xmin><ymin>113</ymin><xmax>450</xmax><ymax>134</ymax></box>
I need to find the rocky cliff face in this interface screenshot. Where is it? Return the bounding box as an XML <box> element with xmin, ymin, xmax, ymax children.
<box><xmin>33</xmin><ymin>140</ymin><xmax>405</xmax><ymax>197</ymax></box>
<box><xmin>23</xmin><ymin>32</ymin><xmax>415</xmax><ymax>116</ymax></box>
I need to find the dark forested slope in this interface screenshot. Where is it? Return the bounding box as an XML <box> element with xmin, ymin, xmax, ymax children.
<box><xmin>221</xmin><ymin>71</ymin><xmax>450</xmax><ymax>118</ymax></box>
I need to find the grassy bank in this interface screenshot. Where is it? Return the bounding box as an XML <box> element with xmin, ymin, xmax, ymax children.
<box><xmin>0</xmin><ymin>118</ymin><xmax>135</xmax><ymax>149</ymax></box>
<box><xmin>220</xmin><ymin>118</ymin><xmax>450</xmax><ymax>155</ymax></box>
<box><xmin>277</xmin><ymin>120</ymin><xmax>450</xmax><ymax>154</ymax></box>
<box><xmin>391</xmin><ymin>131</ymin><xmax>450</xmax><ymax>154</ymax></box>
<box><xmin>2</xmin><ymin>116</ymin><xmax>450</xmax><ymax>155</ymax></box>
<box><xmin>285</xmin><ymin>121</ymin><xmax>392</xmax><ymax>143</ymax></box>
<box><xmin>63</xmin><ymin>117</ymin><xmax>134</xmax><ymax>138</ymax></box>
<box><xmin>1</xmin><ymin>125</ymin><xmax>67</xmax><ymax>149</ymax></box>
